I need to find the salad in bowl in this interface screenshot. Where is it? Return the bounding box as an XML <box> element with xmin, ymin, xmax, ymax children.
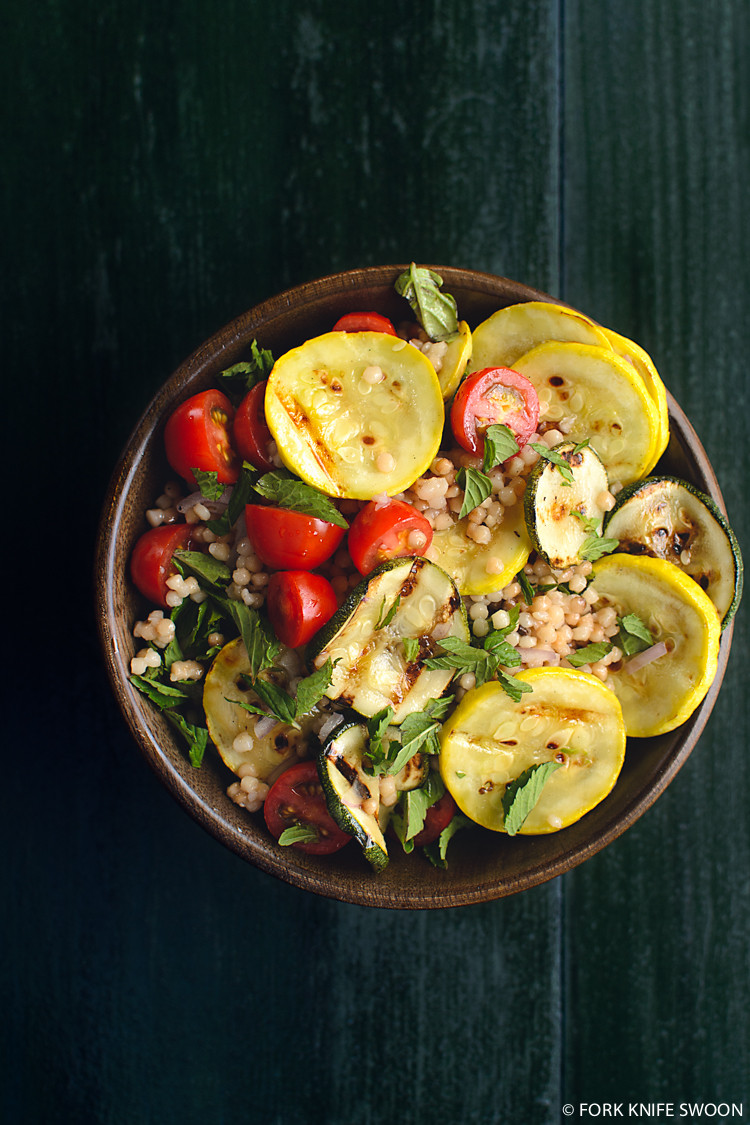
<box><xmin>97</xmin><ymin>265</ymin><xmax>741</xmax><ymax>907</ymax></box>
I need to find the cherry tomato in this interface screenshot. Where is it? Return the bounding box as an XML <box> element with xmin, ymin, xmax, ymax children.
<box><xmin>233</xmin><ymin>381</ymin><xmax>275</xmax><ymax>472</ymax></box>
<box><xmin>264</xmin><ymin>761</ymin><xmax>351</xmax><ymax>855</ymax></box>
<box><xmin>412</xmin><ymin>792</ymin><xmax>458</xmax><ymax>847</ymax></box>
<box><xmin>245</xmin><ymin>504</ymin><xmax>346</xmax><ymax>570</ymax></box>
<box><xmin>266</xmin><ymin>570</ymin><xmax>338</xmax><ymax>648</ymax></box>
<box><xmin>347</xmin><ymin>499</ymin><xmax>433</xmax><ymax>576</ymax></box>
<box><xmin>130</xmin><ymin>523</ymin><xmax>194</xmax><ymax>608</ymax></box>
<box><xmin>164</xmin><ymin>388</ymin><xmax>240</xmax><ymax>488</ymax></box>
<box><xmin>450</xmin><ymin>367</ymin><xmax>540</xmax><ymax>457</ymax></box>
<box><xmin>332</xmin><ymin>311</ymin><xmax>397</xmax><ymax>335</ymax></box>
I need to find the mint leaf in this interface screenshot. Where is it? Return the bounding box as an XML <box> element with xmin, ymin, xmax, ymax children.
<box><xmin>218</xmin><ymin>341</ymin><xmax>275</xmax><ymax>399</ymax></box>
<box><xmin>423</xmin><ymin>813</ymin><xmax>471</xmax><ymax>868</ymax></box>
<box><xmin>206</xmin><ymin>465</ymin><xmax>260</xmax><ymax>535</ymax></box>
<box><xmin>617</xmin><ymin>612</ymin><xmax>655</xmax><ymax>656</ymax></box>
<box><xmin>496</xmin><ymin>669</ymin><xmax>533</xmax><ymax>703</ymax></box>
<box><xmin>394</xmin><ymin>263</ymin><xmax>459</xmax><ymax>342</ymax></box>
<box><xmin>278</xmin><ymin>824</ymin><xmax>319</xmax><ymax>846</ymax></box>
<box><xmin>224</xmin><ymin>601</ymin><xmax>282</xmax><ymax>679</ymax></box>
<box><xmin>424</xmin><ymin>635</ymin><xmax>499</xmax><ymax>687</ymax></box>
<box><xmin>580</xmin><ymin>534</ymin><xmax>618</xmax><ymax>562</ymax></box>
<box><xmin>482</xmin><ymin>424</ymin><xmax>519</xmax><ymax>472</ymax></box>
<box><xmin>424</xmin><ymin>694</ymin><xmax>455</xmax><ymax>721</ymax></box>
<box><xmin>253</xmin><ymin>470</ymin><xmax>348</xmax><ymax>529</ymax></box>
<box><xmin>567</xmin><ymin>641</ymin><xmax>613</xmax><ymax>668</ymax></box>
<box><xmin>531</xmin><ymin>444</ymin><xmax>575</xmax><ymax>486</ymax></box>
<box><xmin>403</xmin><ymin>636</ymin><xmax>420</xmax><ymax>662</ymax></box>
<box><xmin>190</xmin><ymin>468</ymin><xmax>226</xmax><ymax>502</ymax></box>
<box><xmin>174</xmin><ymin>549</ymin><xmax>232</xmax><ymax>590</ymax></box>
<box><xmin>502</xmin><ymin>762</ymin><xmax>563</xmax><ymax>835</ymax></box>
<box><xmin>516</xmin><ymin>569</ymin><xmax>535</xmax><ymax>605</ymax></box>
<box><xmin>129</xmin><ymin>674</ymin><xmax>190</xmax><ymax>709</ymax></box>
<box><xmin>456</xmin><ymin>466</ymin><xmax>493</xmax><ymax>518</ymax></box>
<box><xmin>571</xmin><ymin>508</ymin><xmax>600</xmax><ymax>535</ymax></box>
<box><xmin>251</xmin><ymin>678</ymin><xmax>297</xmax><ymax>724</ymax></box>
<box><xmin>375</xmin><ymin>594</ymin><xmax>401</xmax><ymax>630</ymax></box>
<box><xmin>391</xmin><ymin>772</ymin><xmax>445</xmax><ymax>851</ymax></box>
<box><xmin>164</xmin><ymin>710</ymin><xmax>209</xmax><ymax>768</ymax></box>
<box><xmin>294</xmin><ymin>658</ymin><xmax>335</xmax><ymax>717</ymax></box>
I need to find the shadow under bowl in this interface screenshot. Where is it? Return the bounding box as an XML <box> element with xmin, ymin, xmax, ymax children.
<box><xmin>95</xmin><ymin>265</ymin><xmax>734</xmax><ymax>909</ymax></box>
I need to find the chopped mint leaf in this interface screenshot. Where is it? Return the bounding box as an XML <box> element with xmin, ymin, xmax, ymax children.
<box><xmin>571</xmin><ymin>509</ymin><xmax>600</xmax><ymax>535</ymax></box>
<box><xmin>456</xmin><ymin>466</ymin><xmax>493</xmax><ymax>518</ymax></box>
<box><xmin>206</xmin><ymin>465</ymin><xmax>259</xmax><ymax>535</ymax></box>
<box><xmin>531</xmin><ymin>444</ymin><xmax>575</xmax><ymax>486</ymax></box>
<box><xmin>129</xmin><ymin>674</ymin><xmax>190</xmax><ymax>710</ymax></box>
<box><xmin>516</xmin><ymin>569</ymin><xmax>535</xmax><ymax>605</ymax></box>
<box><xmin>617</xmin><ymin>612</ymin><xmax>655</xmax><ymax>656</ymax></box>
<box><xmin>482</xmin><ymin>424</ymin><xmax>520</xmax><ymax>472</ymax></box>
<box><xmin>217</xmin><ymin>341</ymin><xmax>275</xmax><ymax>399</ymax></box>
<box><xmin>424</xmin><ymin>634</ymin><xmax>499</xmax><ymax>687</ymax></box>
<box><xmin>391</xmin><ymin>773</ymin><xmax>445</xmax><ymax>852</ymax></box>
<box><xmin>235</xmin><ymin>658</ymin><xmax>335</xmax><ymax>727</ymax></box>
<box><xmin>502</xmin><ymin>762</ymin><xmax>563</xmax><ymax>836</ymax></box>
<box><xmin>496</xmin><ymin>669</ymin><xmax>533</xmax><ymax>703</ymax></box>
<box><xmin>423</xmin><ymin>813</ymin><xmax>471</xmax><ymax>868</ymax></box>
<box><xmin>294</xmin><ymin>658</ymin><xmax>336</xmax><ymax>717</ymax></box>
<box><xmin>580</xmin><ymin>533</ymin><xmax>619</xmax><ymax>562</ymax></box>
<box><xmin>394</xmin><ymin>263</ymin><xmax>459</xmax><ymax>342</ymax></box>
<box><xmin>567</xmin><ymin>641</ymin><xmax>613</xmax><ymax>668</ymax></box>
<box><xmin>221</xmin><ymin>601</ymin><xmax>282</xmax><ymax>679</ymax></box>
<box><xmin>164</xmin><ymin>710</ymin><xmax>209</xmax><ymax>768</ymax></box>
<box><xmin>190</xmin><ymin>468</ymin><xmax>226</xmax><ymax>502</ymax></box>
<box><xmin>278</xmin><ymin>824</ymin><xmax>319</xmax><ymax>846</ymax></box>
<box><xmin>375</xmin><ymin>594</ymin><xmax>401</xmax><ymax>630</ymax></box>
<box><xmin>173</xmin><ymin>549</ymin><xmax>232</xmax><ymax>590</ymax></box>
<box><xmin>403</xmin><ymin>636</ymin><xmax>421</xmax><ymax>662</ymax></box>
<box><xmin>253</xmin><ymin>470</ymin><xmax>348</xmax><ymax>529</ymax></box>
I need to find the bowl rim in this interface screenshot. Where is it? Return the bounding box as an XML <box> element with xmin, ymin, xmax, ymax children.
<box><xmin>95</xmin><ymin>265</ymin><xmax>734</xmax><ymax>909</ymax></box>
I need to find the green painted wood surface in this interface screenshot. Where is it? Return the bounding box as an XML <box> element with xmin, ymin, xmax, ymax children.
<box><xmin>3</xmin><ymin>1</ymin><xmax>748</xmax><ymax>1122</ymax></box>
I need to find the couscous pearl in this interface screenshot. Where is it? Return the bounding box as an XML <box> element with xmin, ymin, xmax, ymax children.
<box><xmin>569</xmin><ymin>573</ymin><xmax>588</xmax><ymax>593</ymax></box>
<box><xmin>469</xmin><ymin>602</ymin><xmax>489</xmax><ymax>620</ymax></box>
<box><xmin>472</xmin><ymin>619</ymin><xmax>490</xmax><ymax>637</ymax></box>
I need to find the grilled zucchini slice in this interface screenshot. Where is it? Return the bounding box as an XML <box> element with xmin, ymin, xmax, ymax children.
<box><xmin>318</xmin><ymin>720</ymin><xmax>388</xmax><ymax>871</ymax></box>
<box><xmin>604</xmin><ymin>475</ymin><xmax>743</xmax><ymax>628</ymax></box>
<box><xmin>524</xmin><ymin>441</ymin><xmax>610</xmax><ymax>569</ymax></box>
<box><xmin>264</xmin><ymin>331</ymin><xmax>444</xmax><ymax>499</ymax></box>
<box><xmin>512</xmin><ymin>342</ymin><xmax>660</xmax><ymax>485</ymax></box>
<box><xmin>429</xmin><ymin>498</ymin><xmax>531</xmax><ymax>595</ymax></box>
<box><xmin>590</xmin><ymin>554</ymin><xmax>721</xmax><ymax>737</ymax></box>
<box><xmin>439</xmin><ymin>670</ymin><xmax>626</xmax><ymax>833</ymax></box>
<box><xmin>308</xmin><ymin>556</ymin><xmax>468</xmax><ymax>722</ymax></box>
<box><xmin>203</xmin><ymin>638</ymin><xmax>318</xmax><ymax>781</ymax></box>
<box><xmin>468</xmin><ymin>300</ymin><xmax>613</xmax><ymax>372</ymax></box>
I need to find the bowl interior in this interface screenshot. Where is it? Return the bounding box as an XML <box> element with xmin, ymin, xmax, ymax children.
<box><xmin>95</xmin><ymin>266</ymin><xmax>733</xmax><ymax>909</ymax></box>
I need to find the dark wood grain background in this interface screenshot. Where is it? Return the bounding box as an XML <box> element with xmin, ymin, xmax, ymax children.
<box><xmin>4</xmin><ymin>1</ymin><xmax>748</xmax><ymax>1122</ymax></box>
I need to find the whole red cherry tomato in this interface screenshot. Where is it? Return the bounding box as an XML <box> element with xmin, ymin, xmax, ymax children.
<box><xmin>264</xmin><ymin>761</ymin><xmax>352</xmax><ymax>855</ymax></box>
<box><xmin>450</xmin><ymin>367</ymin><xmax>540</xmax><ymax>457</ymax></box>
<box><xmin>412</xmin><ymin>792</ymin><xmax>458</xmax><ymax>847</ymax></box>
<box><xmin>130</xmin><ymin>523</ymin><xmax>194</xmax><ymax>608</ymax></box>
<box><xmin>233</xmin><ymin>381</ymin><xmax>275</xmax><ymax>472</ymax></box>
<box><xmin>245</xmin><ymin>504</ymin><xmax>346</xmax><ymax>570</ymax></box>
<box><xmin>332</xmin><ymin>311</ymin><xmax>397</xmax><ymax>335</ymax></box>
<box><xmin>266</xmin><ymin>570</ymin><xmax>338</xmax><ymax>648</ymax></box>
<box><xmin>347</xmin><ymin>499</ymin><xmax>433</xmax><ymax>575</ymax></box>
<box><xmin>164</xmin><ymin>388</ymin><xmax>240</xmax><ymax>488</ymax></box>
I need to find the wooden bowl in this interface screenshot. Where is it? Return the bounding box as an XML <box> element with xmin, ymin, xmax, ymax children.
<box><xmin>95</xmin><ymin>265</ymin><xmax>734</xmax><ymax>908</ymax></box>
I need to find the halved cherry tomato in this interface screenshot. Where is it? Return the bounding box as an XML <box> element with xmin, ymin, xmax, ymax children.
<box><xmin>347</xmin><ymin>499</ymin><xmax>433</xmax><ymax>575</ymax></box>
<box><xmin>233</xmin><ymin>381</ymin><xmax>275</xmax><ymax>472</ymax></box>
<box><xmin>266</xmin><ymin>570</ymin><xmax>338</xmax><ymax>648</ymax></box>
<box><xmin>164</xmin><ymin>388</ymin><xmax>240</xmax><ymax>488</ymax></box>
<box><xmin>245</xmin><ymin>504</ymin><xmax>346</xmax><ymax>570</ymax></box>
<box><xmin>412</xmin><ymin>792</ymin><xmax>458</xmax><ymax>847</ymax></box>
<box><xmin>450</xmin><ymin>367</ymin><xmax>540</xmax><ymax>457</ymax></box>
<box><xmin>130</xmin><ymin>523</ymin><xmax>194</xmax><ymax>608</ymax></box>
<box><xmin>264</xmin><ymin>761</ymin><xmax>351</xmax><ymax>855</ymax></box>
<box><xmin>332</xmin><ymin>311</ymin><xmax>397</xmax><ymax>335</ymax></box>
